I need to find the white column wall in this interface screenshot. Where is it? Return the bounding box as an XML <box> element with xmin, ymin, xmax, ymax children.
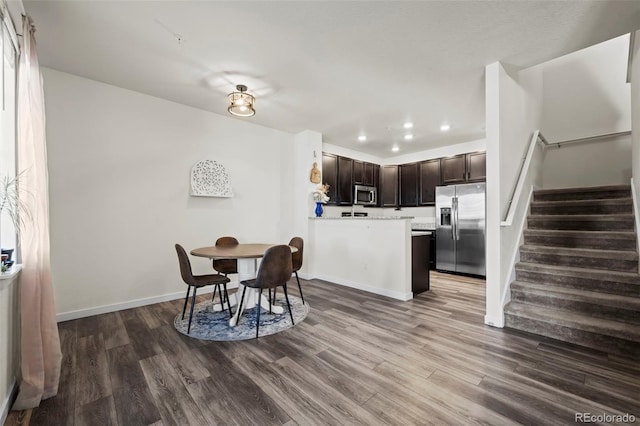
<box><xmin>43</xmin><ymin>68</ymin><xmax>297</xmax><ymax>319</ymax></box>
<box><xmin>631</xmin><ymin>31</ymin><xmax>640</xmax><ymax>241</ymax></box>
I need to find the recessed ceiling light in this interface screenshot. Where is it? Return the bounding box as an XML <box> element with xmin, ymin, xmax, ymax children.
<box><xmin>404</xmin><ymin>134</ymin><xmax>413</xmax><ymax>141</ymax></box>
<box><xmin>392</xmin><ymin>145</ymin><xmax>400</xmax><ymax>152</ymax></box>
<box><xmin>358</xmin><ymin>135</ymin><xmax>367</xmax><ymax>142</ymax></box>
<box><xmin>403</xmin><ymin>122</ymin><xmax>413</xmax><ymax>129</ymax></box>
<box><xmin>440</xmin><ymin>123</ymin><xmax>451</xmax><ymax>132</ymax></box>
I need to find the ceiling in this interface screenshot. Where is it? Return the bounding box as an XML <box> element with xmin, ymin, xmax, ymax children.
<box><xmin>22</xmin><ymin>1</ymin><xmax>640</xmax><ymax>158</ymax></box>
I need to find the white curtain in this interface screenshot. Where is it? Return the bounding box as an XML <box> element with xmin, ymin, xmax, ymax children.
<box><xmin>12</xmin><ymin>15</ymin><xmax>61</xmax><ymax>410</ymax></box>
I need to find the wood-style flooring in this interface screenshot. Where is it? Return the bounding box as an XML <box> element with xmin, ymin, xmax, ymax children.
<box><xmin>6</xmin><ymin>272</ymin><xmax>640</xmax><ymax>425</ymax></box>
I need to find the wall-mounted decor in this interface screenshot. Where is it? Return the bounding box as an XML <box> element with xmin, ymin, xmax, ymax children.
<box><xmin>190</xmin><ymin>160</ymin><xmax>233</xmax><ymax>197</ymax></box>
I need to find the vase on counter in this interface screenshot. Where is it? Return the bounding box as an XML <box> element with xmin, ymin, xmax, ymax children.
<box><xmin>315</xmin><ymin>202</ymin><xmax>324</xmax><ymax>217</ymax></box>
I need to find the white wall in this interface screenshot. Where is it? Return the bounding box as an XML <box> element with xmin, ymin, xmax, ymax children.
<box><xmin>381</xmin><ymin>138</ymin><xmax>486</xmax><ymax>166</ymax></box>
<box><xmin>541</xmin><ymin>34</ymin><xmax>631</xmax><ymax>142</ymax></box>
<box><xmin>542</xmin><ymin>133</ymin><xmax>632</xmax><ymax>189</ymax></box>
<box><xmin>0</xmin><ymin>275</ymin><xmax>20</xmax><ymax>423</ymax></box>
<box><xmin>322</xmin><ymin>143</ymin><xmax>383</xmax><ymax>164</ymax></box>
<box><xmin>631</xmin><ymin>32</ymin><xmax>640</xmax><ymax>226</ymax></box>
<box><xmin>485</xmin><ymin>62</ymin><xmax>544</xmax><ymax>327</ymax></box>
<box><xmin>43</xmin><ymin>68</ymin><xmax>297</xmax><ymax>318</ymax></box>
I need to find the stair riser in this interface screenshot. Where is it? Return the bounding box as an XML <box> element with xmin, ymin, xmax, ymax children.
<box><xmin>528</xmin><ymin>219</ymin><xmax>633</xmax><ymax>231</ymax></box>
<box><xmin>520</xmin><ymin>251</ymin><xmax>637</xmax><ymax>272</ymax></box>
<box><xmin>511</xmin><ymin>290</ymin><xmax>640</xmax><ymax>325</ymax></box>
<box><xmin>523</xmin><ymin>235</ymin><xmax>636</xmax><ymax>251</ymax></box>
<box><xmin>530</xmin><ymin>204</ymin><xmax>632</xmax><ymax>215</ymax></box>
<box><xmin>533</xmin><ymin>190</ymin><xmax>631</xmax><ymax>202</ymax></box>
<box><xmin>515</xmin><ymin>269</ymin><xmax>640</xmax><ymax>296</ymax></box>
<box><xmin>504</xmin><ymin>315</ymin><xmax>640</xmax><ymax>358</ymax></box>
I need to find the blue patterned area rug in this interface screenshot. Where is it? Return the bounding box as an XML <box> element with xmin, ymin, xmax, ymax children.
<box><xmin>174</xmin><ymin>295</ymin><xmax>309</xmax><ymax>341</ymax></box>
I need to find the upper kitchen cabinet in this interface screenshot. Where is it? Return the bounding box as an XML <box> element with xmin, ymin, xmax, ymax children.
<box><xmin>399</xmin><ymin>163</ymin><xmax>418</xmax><ymax>207</ymax></box>
<box><xmin>353</xmin><ymin>160</ymin><xmax>364</xmax><ymax>184</ymax></box>
<box><xmin>441</xmin><ymin>154</ymin><xmax>467</xmax><ymax>185</ymax></box>
<box><xmin>419</xmin><ymin>158</ymin><xmax>441</xmax><ymax>205</ymax></box>
<box><xmin>380</xmin><ymin>165</ymin><xmax>399</xmax><ymax>207</ymax></box>
<box><xmin>441</xmin><ymin>152</ymin><xmax>486</xmax><ymax>185</ymax></box>
<box><xmin>363</xmin><ymin>162</ymin><xmax>375</xmax><ymax>186</ymax></box>
<box><xmin>337</xmin><ymin>156</ymin><xmax>354</xmax><ymax>205</ymax></box>
<box><xmin>354</xmin><ymin>160</ymin><xmax>375</xmax><ymax>186</ymax></box>
<box><xmin>322</xmin><ymin>153</ymin><xmax>338</xmax><ymax>205</ymax></box>
<box><xmin>466</xmin><ymin>151</ymin><xmax>486</xmax><ymax>182</ymax></box>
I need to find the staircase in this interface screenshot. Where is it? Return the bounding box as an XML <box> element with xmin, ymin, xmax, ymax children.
<box><xmin>504</xmin><ymin>184</ymin><xmax>640</xmax><ymax>359</ymax></box>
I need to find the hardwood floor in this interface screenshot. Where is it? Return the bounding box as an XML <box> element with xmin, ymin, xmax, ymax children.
<box><xmin>6</xmin><ymin>272</ymin><xmax>640</xmax><ymax>425</ymax></box>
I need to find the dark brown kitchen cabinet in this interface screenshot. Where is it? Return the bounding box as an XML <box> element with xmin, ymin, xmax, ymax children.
<box><xmin>353</xmin><ymin>160</ymin><xmax>364</xmax><ymax>184</ymax></box>
<box><xmin>419</xmin><ymin>158</ymin><xmax>441</xmax><ymax>205</ymax></box>
<box><xmin>380</xmin><ymin>165</ymin><xmax>399</xmax><ymax>207</ymax></box>
<box><xmin>373</xmin><ymin>164</ymin><xmax>380</xmax><ymax>205</ymax></box>
<box><xmin>399</xmin><ymin>163</ymin><xmax>419</xmax><ymax>207</ymax></box>
<box><xmin>466</xmin><ymin>151</ymin><xmax>486</xmax><ymax>182</ymax></box>
<box><xmin>363</xmin><ymin>162</ymin><xmax>375</xmax><ymax>186</ymax></box>
<box><xmin>337</xmin><ymin>156</ymin><xmax>354</xmax><ymax>205</ymax></box>
<box><xmin>322</xmin><ymin>153</ymin><xmax>338</xmax><ymax>205</ymax></box>
<box><xmin>441</xmin><ymin>154</ymin><xmax>467</xmax><ymax>184</ymax></box>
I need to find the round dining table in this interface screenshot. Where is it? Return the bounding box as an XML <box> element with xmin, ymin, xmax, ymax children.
<box><xmin>190</xmin><ymin>243</ymin><xmax>297</xmax><ymax>327</ymax></box>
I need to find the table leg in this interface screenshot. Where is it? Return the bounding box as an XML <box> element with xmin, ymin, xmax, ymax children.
<box><xmin>229</xmin><ymin>258</ymin><xmax>284</xmax><ymax>327</ymax></box>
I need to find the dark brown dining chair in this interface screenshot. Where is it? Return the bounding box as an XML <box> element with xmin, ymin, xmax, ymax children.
<box><xmin>211</xmin><ymin>236</ymin><xmax>238</xmax><ymax>305</ymax></box>
<box><xmin>239</xmin><ymin>245</ymin><xmax>294</xmax><ymax>338</ymax></box>
<box><xmin>289</xmin><ymin>237</ymin><xmax>305</xmax><ymax>305</ymax></box>
<box><xmin>175</xmin><ymin>244</ymin><xmax>231</xmax><ymax>334</ymax></box>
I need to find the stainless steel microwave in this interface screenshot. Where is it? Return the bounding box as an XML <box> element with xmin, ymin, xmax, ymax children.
<box><xmin>354</xmin><ymin>185</ymin><xmax>377</xmax><ymax>206</ymax></box>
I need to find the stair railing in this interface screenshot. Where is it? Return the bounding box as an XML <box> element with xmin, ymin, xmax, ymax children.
<box><xmin>501</xmin><ymin>130</ymin><xmax>631</xmax><ymax>225</ymax></box>
<box><xmin>501</xmin><ymin>130</ymin><xmax>548</xmax><ymax>226</ymax></box>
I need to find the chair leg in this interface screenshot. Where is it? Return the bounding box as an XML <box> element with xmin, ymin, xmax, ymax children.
<box><xmin>188</xmin><ymin>287</ymin><xmax>198</xmax><ymax>334</ymax></box>
<box><xmin>282</xmin><ymin>283</ymin><xmax>294</xmax><ymax>325</ymax></box>
<box><xmin>272</xmin><ymin>287</ymin><xmax>277</xmax><ymax>304</ymax></box>
<box><xmin>182</xmin><ymin>286</ymin><xmax>191</xmax><ymax>320</ymax></box>
<box><xmin>215</xmin><ymin>284</ymin><xmax>223</xmax><ymax>309</ymax></box>
<box><xmin>256</xmin><ymin>288</ymin><xmax>263</xmax><ymax>339</ymax></box>
<box><xmin>268</xmin><ymin>289</ymin><xmax>272</xmax><ymax>314</ymax></box>
<box><xmin>222</xmin><ymin>283</ymin><xmax>231</xmax><ymax>318</ymax></box>
<box><xmin>295</xmin><ymin>271</ymin><xmax>305</xmax><ymax>305</ymax></box>
<box><xmin>211</xmin><ymin>285</ymin><xmax>217</xmax><ymax>302</ymax></box>
<box><xmin>237</xmin><ymin>286</ymin><xmax>247</xmax><ymax>324</ymax></box>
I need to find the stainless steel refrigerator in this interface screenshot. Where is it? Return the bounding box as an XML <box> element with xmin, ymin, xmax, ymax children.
<box><xmin>436</xmin><ymin>182</ymin><xmax>486</xmax><ymax>276</ymax></box>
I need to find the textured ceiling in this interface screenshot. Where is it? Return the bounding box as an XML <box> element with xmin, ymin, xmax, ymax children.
<box><xmin>23</xmin><ymin>1</ymin><xmax>640</xmax><ymax>157</ymax></box>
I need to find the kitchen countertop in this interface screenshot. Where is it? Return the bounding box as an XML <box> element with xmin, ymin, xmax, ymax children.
<box><xmin>309</xmin><ymin>216</ymin><xmax>414</xmax><ymax>220</ymax></box>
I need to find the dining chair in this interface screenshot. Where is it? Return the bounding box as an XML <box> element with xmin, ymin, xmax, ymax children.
<box><xmin>289</xmin><ymin>237</ymin><xmax>305</xmax><ymax>305</ymax></box>
<box><xmin>175</xmin><ymin>244</ymin><xmax>231</xmax><ymax>334</ymax></box>
<box><xmin>211</xmin><ymin>236</ymin><xmax>238</xmax><ymax>305</ymax></box>
<box><xmin>239</xmin><ymin>245</ymin><xmax>294</xmax><ymax>338</ymax></box>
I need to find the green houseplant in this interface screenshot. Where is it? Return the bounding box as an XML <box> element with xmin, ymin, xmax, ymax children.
<box><xmin>0</xmin><ymin>173</ymin><xmax>30</xmax><ymax>272</ymax></box>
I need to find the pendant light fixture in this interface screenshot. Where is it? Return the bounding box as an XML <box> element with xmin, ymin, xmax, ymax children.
<box><xmin>227</xmin><ymin>84</ymin><xmax>255</xmax><ymax>117</ymax></box>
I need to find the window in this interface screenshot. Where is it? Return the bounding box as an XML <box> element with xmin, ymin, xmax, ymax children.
<box><xmin>0</xmin><ymin>5</ymin><xmax>18</xmax><ymax>251</ymax></box>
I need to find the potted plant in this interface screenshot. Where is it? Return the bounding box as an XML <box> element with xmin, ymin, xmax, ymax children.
<box><xmin>0</xmin><ymin>173</ymin><xmax>29</xmax><ymax>272</ymax></box>
<box><xmin>312</xmin><ymin>184</ymin><xmax>330</xmax><ymax>217</ymax></box>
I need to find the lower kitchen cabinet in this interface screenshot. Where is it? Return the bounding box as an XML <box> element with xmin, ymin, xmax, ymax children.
<box><xmin>412</xmin><ymin>234</ymin><xmax>430</xmax><ymax>294</ymax></box>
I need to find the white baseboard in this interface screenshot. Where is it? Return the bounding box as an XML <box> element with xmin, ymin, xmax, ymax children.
<box><xmin>56</xmin><ymin>282</ymin><xmax>239</xmax><ymax>322</ymax></box>
<box><xmin>484</xmin><ymin>315</ymin><xmax>505</xmax><ymax>328</ymax></box>
<box><xmin>313</xmin><ymin>273</ymin><xmax>413</xmax><ymax>301</ymax></box>
<box><xmin>1</xmin><ymin>379</ymin><xmax>17</xmax><ymax>425</ymax></box>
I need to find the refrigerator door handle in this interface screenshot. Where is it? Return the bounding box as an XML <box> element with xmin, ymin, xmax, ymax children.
<box><xmin>451</xmin><ymin>197</ymin><xmax>456</xmax><ymax>240</ymax></box>
<box><xmin>453</xmin><ymin>197</ymin><xmax>460</xmax><ymax>241</ymax></box>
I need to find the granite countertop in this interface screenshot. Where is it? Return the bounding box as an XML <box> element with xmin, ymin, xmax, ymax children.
<box><xmin>309</xmin><ymin>216</ymin><xmax>414</xmax><ymax>220</ymax></box>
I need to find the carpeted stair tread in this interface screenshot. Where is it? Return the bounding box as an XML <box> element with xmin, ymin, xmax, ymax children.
<box><xmin>523</xmin><ymin>229</ymin><xmax>636</xmax><ymax>240</ymax></box>
<box><xmin>523</xmin><ymin>229</ymin><xmax>636</xmax><ymax>251</ymax></box>
<box><xmin>510</xmin><ymin>281</ymin><xmax>640</xmax><ymax>311</ymax></box>
<box><xmin>520</xmin><ymin>245</ymin><xmax>638</xmax><ymax>260</ymax></box>
<box><xmin>530</xmin><ymin>198</ymin><xmax>632</xmax><ymax>215</ymax></box>
<box><xmin>528</xmin><ymin>214</ymin><xmax>634</xmax><ymax>221</ymax></box>
<box><xmin>504</xmin><ymin>301</ymin><xmax>640</xmax><ymax>342</ymax></box>
<box><xmin>533</xmin><ymin>185</ymin><xmax>631</xmax><ymax>202</ymax></box>
<box><xmin>515</xmin><ymin>262</ymin><xmax>640</xmax><ymax>296</ymax></box>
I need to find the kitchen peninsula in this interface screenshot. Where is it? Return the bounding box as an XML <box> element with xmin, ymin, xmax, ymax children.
<box><xmin>308</xmin><ymin>216</ymin><xmax>414</xmax><ymax>300</ymax></box>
